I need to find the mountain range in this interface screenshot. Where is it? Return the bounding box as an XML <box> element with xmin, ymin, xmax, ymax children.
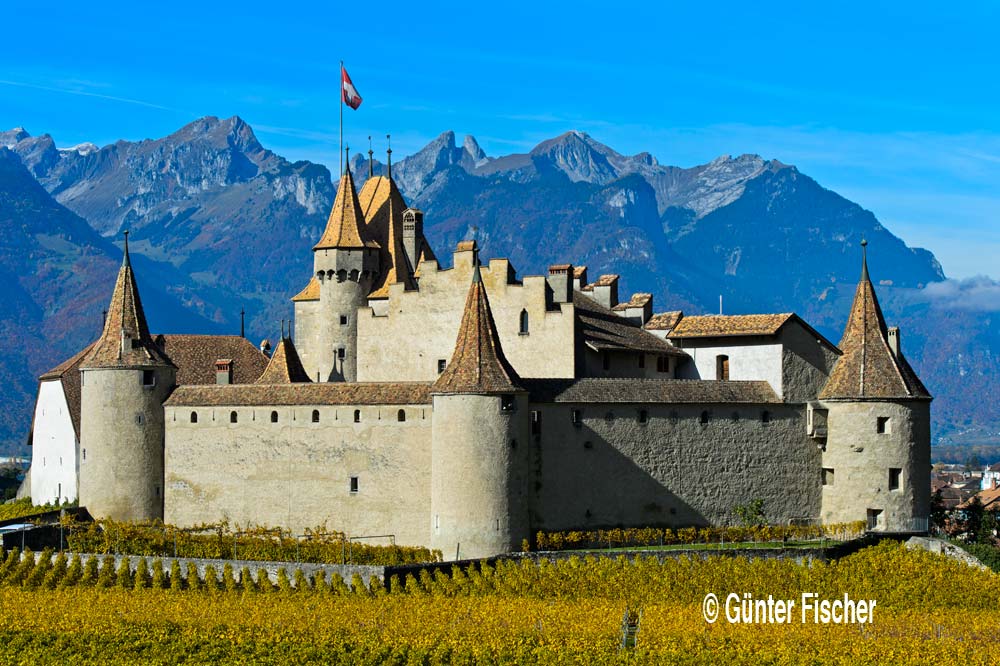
<box><xmin>1</xmin><ymin>117</ymin><xmax>996</xmax><ymax>455</ymax></box>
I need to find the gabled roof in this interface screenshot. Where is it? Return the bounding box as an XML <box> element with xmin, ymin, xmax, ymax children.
<box><xmin>255</xmin><ymin>337</ymin><xmax>312</xmax><ymax>384</ymax></box>
<box><xmin>669</xmin><ymin>313</ymin><xmax>795</xmax><ymax>338</ymax></box>
<box><xmin>574</xmin><ymin>293</ymin><xmax>687</xmax><ymax>356</ymax></box>
<box><xmin>819</xmin><ymin>249</ymin><xmax>930</xmax><ymax>401</ymax></box>
<box><xmin>291</xmin><ymin>276</ymin><xmax>320</xmax><ymax>302</ymax></box>
<box><xmin>155</xmin><ymin>335</ymin><xmax>269</xmax><ymax>385</ymax></box>
<box><xmin>35</xmin><ymin>341</ymin><xmax>96</xmax><ymax>441</ymax></box>
<box><xmin>644</xmin><ymin>311</ymin><xmax>684</xmax><ymax>332</ymax></box>
<box><xmin>432</xmin><ymin>264</ymin><xmax>522</xmax><ymax>394</ymax></box>
<box><xmin>313</xmin><ymin>167</ymin><xmax>378</xmax><ymax>251</ymax></box>
<box><xmin>80</xmin><ymin>240</ymin><xmax>173</xmax><ymax>370</ymax></box>
<box><xmin>358</xmin><ymin>175</ymin><xmax>417</xmax><ymax>298</ymax></box>
<box><xmin>957</xmin><ymin>487</ymin><xmax>1000</xmax><ymax>511</ymax></box>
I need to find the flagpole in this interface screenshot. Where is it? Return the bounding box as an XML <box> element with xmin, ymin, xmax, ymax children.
<box><xmin>339</xmin><ymin>60</ymin><xmax>344</xmax><ymax>176</ymax></box>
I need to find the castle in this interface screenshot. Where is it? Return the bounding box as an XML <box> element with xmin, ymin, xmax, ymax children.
<box><xmin>24</xmin><ymin>152</ymin><xmax>932</xmax><ymax>559</ymax></box>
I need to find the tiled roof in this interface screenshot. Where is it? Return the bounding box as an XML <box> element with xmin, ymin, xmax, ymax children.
<box><xmin>522</xmin><ymin>378</ymin><xmax>780</xmax><ymax>404</ymax></box>
<box><xmin>432</xmin><ymin>264</ymin><xmax>522</xmax><ymax>394</ymax></box>
<box><xmin>156</xmin><ymin>335</ymin><xmax>269</xmax><ymax>385</ymax></box>
<box><xmin>291</xmin><ymin>276</ymin><xmax>320</xmax><ymax>302</ymax></box>
<box><xmin>358</xmin><ymin>175</ymin><xmax>417</xmax><ymax>298</ymax></box>
<box><xmin>573</xmin><ymin>266</ymin><xmax>587</xmax><ymax>278</ymax></box>
<box><xmin>36</xmin><ymin>341</ymin><xmax>96</xmax><ymax>440</ymax></box>
<box><xmin>669</xmin><ymin>313</ymin><xmax>795</xmax><ymax>338</ymax></box>
<box><xmin>958</xmin><ymin>487</ymin><xmax>1000</xmax><ymax>510</ymax></box>
<box><xmin>165</xmin><ymin>382</ymin><xmax>433</xmax><ymax>407</ymax></box>
<box><xmin>644</xmin><ymin>311</ymin><xmax>684</xmax><ymax>331</ymax></box>
<box><xmin>255</xmin><ymin>338</ymin><xmax>312</xmax><ymax>384</ymax></box>
<box><xmin>611</xmin><ymin>293</ymin><xmax>652</xmax><ymax>311</ymax></box>
<box><xmin>313</xmin><ymin>167</ymin><xmax>379</xmax><ymax>250</ymax></box>
<box><xmin>81</xmin><ymin>245</ymin><xmax>173</xmax><ymax>370</ymax></box>
<box><xmin>592</xmin><ymin>274</ymin><xmax>619</xmax><ymax>287</ymax></box>
<box><xmin>574</xmin><ymin>293</ymin><xmax>687</xmax><ymax>356</ymax></box>
<box><xmin>819</xmin><ymin>255</ymin><xmax>931</xmax><ymax>401</ymax></box>
<box><xmin>549</xmin><ymin>264</ymin><xmax>573</xmax><ymax>272</ymax></box>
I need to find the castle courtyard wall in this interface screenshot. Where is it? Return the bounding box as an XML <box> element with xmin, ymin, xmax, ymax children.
<box><xmin>164</xmin><ymin>403</ymin><xmax>432</xmax><ymax>546</ymax></box>
<box><xmin>529</xmin><ymin>402</ymin><xmax>822</xmax><ymax>530</ymax></box>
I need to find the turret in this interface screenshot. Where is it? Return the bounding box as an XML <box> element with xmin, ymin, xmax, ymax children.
<box><xmin>295</xmin><ymin>149</ymin><xmax>379</xmax><ymax>382</ymax></box>
<box><xmin>78</xmin><ymin>233</ymin><xmax>176</xmax><ymax>521</ymax></box>
<box><xmin>430</xmin><ymin>260</ymin><xmax>531</xmax><ymax>559</ymax></box>
<box><xmin>818</xmin><ymin>241</ymin><xmax>932</xmax><ymax>532</ymax></box>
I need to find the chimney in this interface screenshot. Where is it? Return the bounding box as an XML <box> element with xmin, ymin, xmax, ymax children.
<box><xmin>215</xmin><ymin>359</ymin><xmax>233</xmax><ymax>385</ymax></box>
<box><xmin>887</xmin><ymin>327</ymin><xmax>901</xmax><ymax>358</ymax></box>
<box><xmin>546</xmin><ymin>264</ymin><xmax>573</xmax><ymax>304</ymax></box>
<box><xmin>402</xmin><ymin>208</ymin><xmax>423</xmax><ymax>273</ymax></box>
<box><xmin>454</xmin><ymin>239</ymin><xmax>478</xmax><ymax>273</ymax></box>
<box><xmin>613</xmin><ymin>293</ymin><xmax>653</xmax><ymax>326</ymax></box>
<box><xmin>592</xmin><ymin>274</ymin><xmax>619</xmax><ymax>309</ymax></box>
<box><xmin>572</xmin><ymin>266</ymin><xmax>588</xmax><ymax>292</ymax></box>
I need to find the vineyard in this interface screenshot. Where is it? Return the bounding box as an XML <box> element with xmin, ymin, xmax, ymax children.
<box><xmin>0</xmin><ymin>541</ymin><xmax>998</xmax><ymax>663</ymax></box>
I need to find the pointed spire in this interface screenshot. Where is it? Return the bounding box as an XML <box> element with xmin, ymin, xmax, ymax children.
<box><xmin>368</xmin><ymin>135</ymin><xmax>374</xmax><ymax>178</ymax></box>
<box><xmin>386</xmin><ymin>133</ymin><xmax>392</xmax><ymax>179</ymax></box>
<box><xmin>81</xmin><ymin>232</ymin><xmax>172</xmax><ymax>369</ymax></box>
<box><xmin>255</xmin><ymin>336</ymin><xmax>311</xmax><ymax>384</ymax></box>
<box><xmin>240</xmin><ymin>308</ymin><xmax>245</xmax><ymax>338</ymax></box>
<box><xmin>819</xmin><ymin>244</ymin><xmax>930</xmax><ymax>400</ymax></box>
<box><xmin>432</xmin><ymin>266</ymin><xmax>521</xmax><ymax>394</ymax></box>
<box><xmin>313</xmin><ymin>153</ymin><xmax>378</xmax><ymax>251</ymax></box>
<box><xmin>860</xmin><ymin>238</ymin><xmax>870</xmax><ymax>283</ymax></box>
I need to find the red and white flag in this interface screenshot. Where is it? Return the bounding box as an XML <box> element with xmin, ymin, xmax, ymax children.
<box><xmin>342</xmin><ymin>67</ymin><xmax>362</xmax><ymax>110</ymax></box>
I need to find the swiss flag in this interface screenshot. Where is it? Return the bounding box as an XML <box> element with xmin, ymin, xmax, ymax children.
<box><xmin>342</xmin><ymin>67</ymin><xmax>362</xmax><ymax>110</ymax></box>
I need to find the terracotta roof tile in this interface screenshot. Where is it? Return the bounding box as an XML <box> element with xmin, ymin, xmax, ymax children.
<box><xmin>644</xmin><ymin>311</ymin><xmax>684</xmax><ymax>331</ymax></box>
<box><xmin>549</xmin><ymin>264</ymin><xmax>573</xmax><ymax>273</ymax></box>
<box><xmin>255</xmin><ymin>338</ymin><xmax>312</xmax><ymax>384</ymax></box>
<box><xmin>573</xmin><ymin>266</ymin><xmax>588</xmax><ymax>278</ymax></box>
<box><xmin>592</xmin><ymin>274</ymin><xmax>619</xmax><ymax>287</ymax></box>
<box><xmin>574</xmin><ymin>293</ymin><xmax>687</xmax><ymax>356</ymax></box>
<box><xmin>358</xmin><ymin>175</ymin><xmax>418</xmax><ymax>298</ymax></box>
<box><xmin>81</xmin><ymin>245</ymin><xmax>173</xmax><ymax>370</ymax></box>
<box><xmin>156</xmin><ymin>335</ymin><xmax>269</xmax><ymax>385</ymax></box>
<box><xmin>669</xmin><ymin>313</ymin><xmax>795</xmax><ymax>338</ymax></box>
<box><xmin>432</xmin><ymin>265</ymin><xmax>522</xmax><ymax>394</ymax></box>
<box><xmin>165</xmin><ymin>382</ymin><xmax>433</xmax><ymax>407</ymax></box>
<box><xmin>523</xmin><ymin>378</ymin><xmax>780</xmax><ymax>404</ymax></box>
<box><xmin>37</xmin><ymin>341</ymin><xmax>96</xmax><ymax>440</ymax></box>
<box><xmin>291</xmin><ymin>276</ymin><xmax>320</xmax><ymax>302</ymax></box>
<box><xmin>313</xmin><ymin>167</ymin><xmax>379</xmax><ymax>250</ymax></box>
<box><xmin>611</xmin><ymin>293</ymin><xmax>652</xmax><ymax>311</ymax></box>
<box><xmin>819</xmin><ymin>255</ymin><xmax>930</xmax><ymax>401</ymax></box>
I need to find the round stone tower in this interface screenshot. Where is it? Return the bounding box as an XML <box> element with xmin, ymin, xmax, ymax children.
<box><xmin>296</xmin><ymin>151</ymin><xmax>379</xmax><ymax>382</ymax></box>
<box><xmin>78</xmin><ymin>235</ymin><xmax>176</xmax><ymax>521</ymax></box>
<box><xmin>818</xmin><ymin>243</ymin><xmax>932</xmax><ymax>532</ymax></box>
<box><xmin>430</xmin><ymin>262</ymin><xmax>531</xmax><ymax>560</ymax></box>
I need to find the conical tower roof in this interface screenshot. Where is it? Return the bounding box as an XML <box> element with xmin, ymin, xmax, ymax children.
<box><xmin>313</xmin><ymin>162</ymin><xmax>379</xmax><ymax>251</ymax></box>
<box><xmin>432</xmin><ymin>263</ymin><xmax>522</xmax><ymax>394</ymax></box>
<box><xmin>819</xmin><ymin>244</ymin><xmax>930</xmax><ymax>400</ymax></box>
<box><xmin>255</xmin><ymin>337</ymin><xmax>312</xmax><ymax>384</ymax></box>
<box><xmin>358</xmin><ymin>175</ymin><xmax>417</xmax><ymax>297</ymax></box>
<box><xmin>81</xmin><ymin>236</ymin><xmax>173</xmax><ymax>369</ymax></box>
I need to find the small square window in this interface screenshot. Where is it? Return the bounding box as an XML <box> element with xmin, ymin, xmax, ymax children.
<box><xmin>349</xmin><ymin>476</ymin><xmax>359</xmax><ymax>493</ymax></box>
<box><xmin>889</xmin><ymin>468</ymin><xmax>901</xmax><ymax>491</ymax></box>
<box><xmin>337</xmin><ymin>348</ymin><xmax>346</xmax><ymax>360</ymax></box>
<box><xmin>531</xmin><ymin>410</ymin><xmax>541</xmax><ymax>435</ymax></box>
<box><xmin>822</xmin><ymin>468</ymin><xmax>835</xmax><ymax>486</ymax></box>
<box><xmin>638</xmin><ymin>410</ymin><xmax>648</xmax><ymax>424</ymax></box>
<box><xmin>437</xmin><ymin>359</ymin><xmax>447</xmax><ymax>374</ymax></box>
<box><xmin>142</xmin><ymin>370</ymin><xmax>155</xmax><ymax>387</ymax></box>
<box><xmin>656</xmin><ymin>356</ymin><xmax>669</xmax><ymax>373</ymax></box>
<box><xmin>500</xmin><ymin>395</ymin><xmax>516</xmax><ymax>412</ymax></box>
<box><xmin>877</xmin><ymin>417</ymin><xmax>891</xmax><ymax>434</ymax></box>
<box><xmin>339</xmin><ymin>315</ymin><xmax>348</xmax><ymax>326</ymax></box>
<box><xmin>571</xmin><ymin>409</ymin><xmax>582</xmax><ymax>426</ymax></box>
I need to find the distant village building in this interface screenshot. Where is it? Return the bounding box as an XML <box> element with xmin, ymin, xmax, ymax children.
<box><xmin>25</xmin><ymin>154</ymin><xmax>933</xmax><ymax>558</ymax></box>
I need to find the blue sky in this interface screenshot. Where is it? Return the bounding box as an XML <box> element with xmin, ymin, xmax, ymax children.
<box><xmin>2</xmin><ymin>1</ymin><xmax>998</xmax><ymax>278</ymax></box>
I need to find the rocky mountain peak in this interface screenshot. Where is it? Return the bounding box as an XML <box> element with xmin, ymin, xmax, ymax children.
<box><xmin>1</xmin><ymin>127</ymin><xmax>31</xmax><ymax>147</ymax></box>
<box><xmin>463</xmin><ymin>135</ymin><xmax>489</xmax><ymax>167</ymax></box>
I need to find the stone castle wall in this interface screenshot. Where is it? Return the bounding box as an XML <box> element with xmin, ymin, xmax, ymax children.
<box><xmin>164</xmin><ymin>403</ymin><xmax>432</xmax><ymax>545</ymax></box>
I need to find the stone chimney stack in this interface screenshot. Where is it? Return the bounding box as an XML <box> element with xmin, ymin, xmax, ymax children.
<box><xmin>546</xmin><ymin>264</ymin><xmax>573</xmax><ymax>304</ymax></box>
<box><xmin>402</xmin><ymin>208</ymin><xmax>423</xmax><ymax>272</ymax></box>
<box><xmin>887</xmin><ymin>326</ymin><xmax>901</xmax><ymax>358</ymax></box>
<box><xmin>215</xmin><ymin>359</ymin><xmax>233</xmax><ymax>385</ymax></box>
<box><xmin>572</xmin><ymin>266</ymin><xmax>588</xmax><ymax>292</ymax></box>
<box><xmin>592</xmin><ymin>274</ymin><xmax>619</xmax><ymax>309</ymax></box>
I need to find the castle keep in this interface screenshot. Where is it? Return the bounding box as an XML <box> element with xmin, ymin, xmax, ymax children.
<box><xmin>26</xmin><ymin>158</ymin><xmax>932</xmax><ymax>559</ymax></box>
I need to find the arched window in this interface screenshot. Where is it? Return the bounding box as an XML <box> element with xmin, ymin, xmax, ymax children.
<box><xmin>312</xmin><ymin>409</ymin><xmax>320</xmax><ymax>423</ymax></box>
<box><xmin>190</xmin><ymin>411</ymin><xmax>198</xmax><ymax>424</ymax></box>
<box><xmin>397</xmin><ymin>409</ymin><xmax>406</xmax><ymax>422</ymax></box>
<box><xmin>716</xmin><ymin>355</ymin><xmax>730</xmax><ymax>381</ymax></box>
<box><xmin>270</xmin><ymin>411</ymin><xmax>278</xmax><ymax>423</ymax></box>
<box><xmin>230</xmin><ymin>411</ymin><xmax>238</xmax><ymax>424</ymax></box>
<box><xmin>519</xmin><ymin>309</ymin><xmax>529</xmax><ymax>334</ymax></box>
<box><xmin>354</xmin><ymin>409</ymin><xmax>361</xmax><ymax>423</ymax></box>
<box><xmin>699</xmin><ymin>410</ymin><xmax>709</xmax><ymax>425</ymax></box>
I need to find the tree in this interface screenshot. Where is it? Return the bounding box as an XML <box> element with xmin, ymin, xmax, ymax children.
<box><xmin>930</xmin><ymin>489</ymin><xmax>947</xmax><ymax>532</ymax></box>
<box><xmin>733</xmin><ymin>499</ymin><xmax>766</xmax><ymax>528</ymax></box>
